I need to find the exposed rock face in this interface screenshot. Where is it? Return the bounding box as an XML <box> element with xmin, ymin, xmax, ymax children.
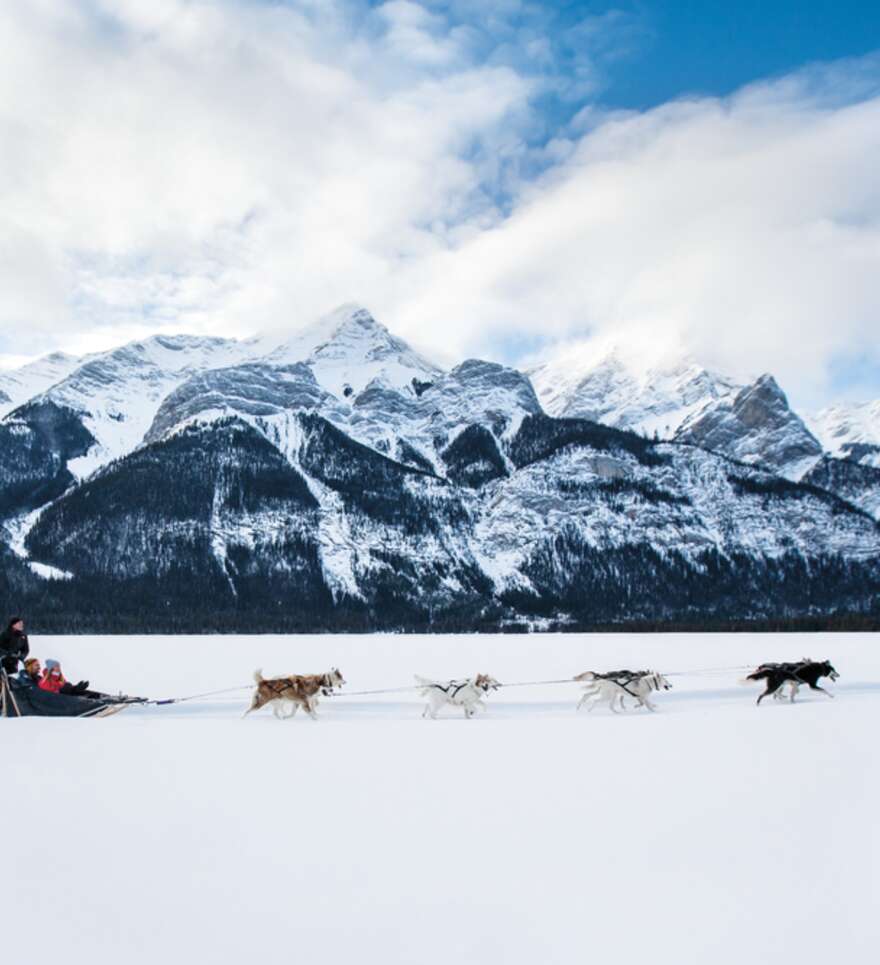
<box><xmin>145</xmin><ymin>363</ymin><xmax>341</xmax><ymax>444</ymax></box>
<box><xmin>676</xmin><ymin>375</ymin><xmax>823</xmax><ymax>480</ymax></box>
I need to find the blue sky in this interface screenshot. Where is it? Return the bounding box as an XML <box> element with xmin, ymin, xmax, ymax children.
<box><xmin>0</xmin><ymin>0</ymin><xmax>878</xmax><ymax>409</ymax></box>
<box><xmin>578</xmin><ymin>1</ymin><xmax>880</xmax><ymax>107</ymax></box>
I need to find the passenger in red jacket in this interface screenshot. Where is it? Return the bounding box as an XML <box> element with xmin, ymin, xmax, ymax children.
<box><xmin>39</xmin><ymin>659</ymin><xmax>95</xmax><ymax>697</ymax></box>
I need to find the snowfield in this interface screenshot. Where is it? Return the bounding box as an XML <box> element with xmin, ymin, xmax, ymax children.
<box><xmin>3</xmin><ymin>632</ymin><xmax>878</xmax><ymax>965</ymax></box>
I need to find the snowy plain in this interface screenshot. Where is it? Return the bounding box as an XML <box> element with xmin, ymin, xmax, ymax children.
<box><xmin>2</xmin><ymin>632</ymin><xmax>878</xmax><ymax>965</ymax></box>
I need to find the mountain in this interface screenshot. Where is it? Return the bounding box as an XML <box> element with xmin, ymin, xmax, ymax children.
<box><xmin>0</xmin><ymin>307</ymin><xmax>435</xmax><ymax>492</ymax></box>
<box><xmin>2</xmin><ymin>309</ymin><xmax>880</xmax><ymax>631</ymax></box>
<box><xmin>529</xmin><ymin>343</ymin><xmax>740</xmax><ymax>439</ymax></box>
<box><xmin>10</xmin><ymin>406</ymin><xmax>880</xmax><ymax>632</ymax></box>
<box><xmin>145</xmin><ymin>313</ymin><xmax>539</xmax><ymax>480</ymax></box>
<box><xmin>530</xmin><ymin>344</ymin><xmax>826</xmax><ymax>480</ymax></box>
<box><xmin>808</xmin><ymin>400</ymin><xmax>880</xmax><ymax>468</ymax></box>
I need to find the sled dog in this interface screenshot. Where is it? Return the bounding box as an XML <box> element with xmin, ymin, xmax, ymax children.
<box><xmin>574</xmin><ymin>670</ymin><xmax>671</xmax><ymax>713</ymax></box>
<box><xmin>245</xmin><ymin>668</ymin><xmax>345</xmax><ymax>719</ymax></box>
<box><xmin>415</xmin><ymin>673</ymin><xmax>501</xmax><ymax>719</ymax></box>
<box><xmin>746</xmin><ymin>659</ymin><xmax>838</xmax><ymax>705</ymax></box>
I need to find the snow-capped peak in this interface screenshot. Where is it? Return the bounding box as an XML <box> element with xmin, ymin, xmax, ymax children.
<box><xmin>259</xmin><ymin>304</ymin><xmax>443</xmax><ymax>398</ymax></box>
<box><xmin>529</xmin><ymin>339</ymin><xmax>741</xmax><ymax>439</ymax></box>
<box><xmin>0</xmin><ymin>351</ymin><xmax>83</xmax><ymax>417</ymax></box>
<box><xmin>807</xmin><ymin>400</ymin><xmax>880</xmax><ymax>468</ymax></box>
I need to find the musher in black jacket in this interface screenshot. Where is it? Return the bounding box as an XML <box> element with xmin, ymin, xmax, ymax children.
<box><xmin>0</xmin><ymin>616</ymin><xmax>30</xmax><ymax>675</ymax></box>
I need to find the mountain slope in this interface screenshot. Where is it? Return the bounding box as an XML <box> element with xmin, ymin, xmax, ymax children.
<box><xmin>0</xmin><ymin>401</ymin><xmax>95</xmax><ymax>522</ymax></box>
<box><xmin>802</xmin><ymin>456</ymin><xmax>880</xmax><ymax>521</ymax></box>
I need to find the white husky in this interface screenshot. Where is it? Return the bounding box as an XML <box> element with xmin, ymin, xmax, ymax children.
<box><xmin>415</xmin><ymin>674</ymin><xmax>501</xmax><ymax>719</ymax></box>
<box><xmin>574</xmin><ymin>670</ymin><xmax>671</xmax><ymax>713</ymax></box>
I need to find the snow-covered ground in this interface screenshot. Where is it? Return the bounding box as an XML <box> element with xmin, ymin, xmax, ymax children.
<box><xmin>3</xmin><ymin>632</ymin><xmax>878</xmax><ymax>964</ymax></box>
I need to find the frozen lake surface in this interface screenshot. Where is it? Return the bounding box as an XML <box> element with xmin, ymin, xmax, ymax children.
<box><xmin>3</xmin><ymin>632</ymin><xmax>878</xmax><ymax>964</ymax></box>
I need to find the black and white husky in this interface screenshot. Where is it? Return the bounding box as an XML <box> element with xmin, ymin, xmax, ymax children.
<box><xmin>574</xmin><ymin>670</ymin><xmax>671</xmax><ymax>713</ymax></box>
<box><xmin>746</xmin><ymin>659</ymin><xmax>838</xmax><ymax>705</ymax></box>
<box><xmin>415</xmin><ymin>674</ymin><xmax>501</xmax><ymax>719</ymax></box>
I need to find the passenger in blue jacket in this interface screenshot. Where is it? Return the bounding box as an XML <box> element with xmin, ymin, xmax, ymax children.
<box><xmin>16</xmin><ymin>657</ymin><xmax>42</xmax><ymax>687</ymax></box>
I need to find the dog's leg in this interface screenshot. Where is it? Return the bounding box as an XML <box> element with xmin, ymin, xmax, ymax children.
<box><xmin>756</xmin><ymin>685</ymin><xmax>774</xmax><ymax>705</ymax></box>
<box><xmin>424</xmin><ymin>696</ymin><xmax>440</xmax><ymax>719</ymax></box>
<box><xmin>577</xmin><ymin>688</ymin><xmax>597</xmax><ymax>711</ymax></box>
<box><xmin>809</xmin><ymin>683</ymin><xmax>834</xmax><ymax>699</ymax></box>
<box><xmin>306</xmin><ymin>697</ymin><xmax>319</xmax><ymax>721</ymax></box>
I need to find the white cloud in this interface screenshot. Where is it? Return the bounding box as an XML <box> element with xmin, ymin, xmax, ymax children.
<box><xmin>0</xmin><ymin>2</ymin><xmax>878</xmax><ymax>408</ymax></box>
<box><xmin>397</xmin><ymin>58</ymin><xmax>880</xmax><ymax>408</ymax></box>
<box><xmin>0</xmin><ymin>0</ymin><xmax>535</xmax><ymax>351</ymax></box>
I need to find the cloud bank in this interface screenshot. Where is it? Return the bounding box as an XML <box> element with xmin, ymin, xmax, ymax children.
<box><xmin>0</xmin><ymin>1</ymin><xmax>878</xmax><ymax>406</ymax></box>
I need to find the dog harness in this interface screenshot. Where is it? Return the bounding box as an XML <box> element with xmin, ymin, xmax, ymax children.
<box><xmin>427</xmin><ymin>680</ymin><xmax>472</xmax><ymax>698</ymax></box>
<box><xmin>263</xmin><ymin>673</ymin><xmax>334</xmax><ymax>696</ymax></box>
<box><xmin>594</xmin><ymin>670</ymin><xmax>648</xmax><ymax>699</ymax></box>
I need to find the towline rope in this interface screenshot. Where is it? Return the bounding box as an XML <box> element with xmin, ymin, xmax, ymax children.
<box><xmin>663</xmin><ymin>665</ymin><xmax>753</xmax><ymax>677</ymax></box>
<box><xmin>144</xmin><ymin>665</ymin><xmax>758</xmax><ymax>707</ymax></box>
<box><xmin>148</xmin><ymin>684</ymin><xmax>252</xmax><ymax>706</ymax></box>
<box><xmin>326</xmin><ymin>685</ymin><xmax>419</xmax><ymax>697</ymax></box>
<box><xmin>330</xmin><ymin>678</ymin><xmax>578</xmax><ymax>696</ymax></box>
<box><xmin>500</xmin><ymin>678</ymin><xmax>576</xmax><ymax>688</ymax></box>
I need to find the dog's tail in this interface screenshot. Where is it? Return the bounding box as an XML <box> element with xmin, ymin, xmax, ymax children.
<box><xmin>242</xmin><ymin>669</ymin><xmax>264</xmax><ymax>718</ymax></box>
<box><xmin>413</xmin><ymin>674</ymin><xmax>435</xmax><ymax>694</ymax></box>
<box><xmin>740</xmin><ymin>669</ymin><xmax>767</xmax><ymax>685</ymax></box>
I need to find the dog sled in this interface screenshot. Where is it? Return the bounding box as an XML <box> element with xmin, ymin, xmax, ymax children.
<box><xmin>0</xmin><ymin>673</ymin><xmax>141</xmax><ymax>719</ymax></box>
